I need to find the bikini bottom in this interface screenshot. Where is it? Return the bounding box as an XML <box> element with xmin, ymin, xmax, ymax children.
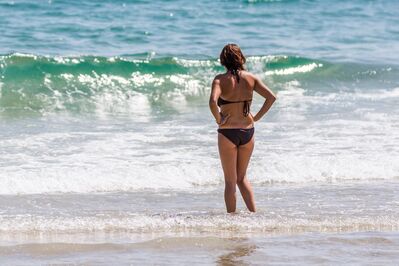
<box><xmin>217</xmin><ymin>127</ymin><xmax>254</xmax><ymax>147</ymax></box>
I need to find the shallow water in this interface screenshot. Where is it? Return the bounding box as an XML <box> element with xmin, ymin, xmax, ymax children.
<box><xmin>1</xmin><ymin>182</ymin><xmax>399</xmax><ymax>264</ymax></box>
<box><xmin>2</xmin><ymin>232</ymin><xmax>399</xmax><ymax>265</ymax></box>
<box><xmin>1</xmin><ymin>181</ymin><xmax>399</xmax><ymax>238</ymax></box>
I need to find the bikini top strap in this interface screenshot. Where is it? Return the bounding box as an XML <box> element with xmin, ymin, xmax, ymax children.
<box><xmin>218</xmin><ymin>97</ymin><xmax>252</xmax><ymax>105</ymax></box>
<box><xmin>218</xmin><ymin>97</ymin><xmax>252</xmax><ymax>116</ymax></box>
<box><xmin>243</xmin><ymin>100</ymin><xmax>250</xmax><ymax>117</ymax></box>
<box><xmin>230</xmin><ymin>99</ymin><xmax>252</xmax><ymax>103</ymax></box>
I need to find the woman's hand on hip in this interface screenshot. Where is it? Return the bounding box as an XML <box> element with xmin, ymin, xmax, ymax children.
<box><xmin>250</xmin><ymin>112</ymin><xmax>258</xmax><ymax>122</ymax></box>
<box><xmin>218</xmin><ymin>112</ymin><xmax>230</xmax><ymax>125</ymax></box>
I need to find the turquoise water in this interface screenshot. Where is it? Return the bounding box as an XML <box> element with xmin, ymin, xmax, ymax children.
<box><xmin>1</xmin><ymin>0</ymin><xmax>399</xmax><ymax>264</ymax></box>
<box><xmin>1</xmin><ymin>0</ymin><xmax>398</xmax><ymax>63</ymax></box>
<box><xmin>1</xmin><ymin>54</ymin><xmax>397</xmax><ymax>117</ymax></box>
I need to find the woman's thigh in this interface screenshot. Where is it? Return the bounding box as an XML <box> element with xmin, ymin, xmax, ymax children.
<box><xmin>218</xmin><ymin>133</ymin><xmax>238</xmax><ymax>182</ymax></box>
<box><xmin>237</xmin><ymin>134</ymin><xmax>254</xmax><ymax>182</ymax></box>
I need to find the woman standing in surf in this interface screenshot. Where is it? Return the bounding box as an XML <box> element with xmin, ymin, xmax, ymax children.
<box><xmin>209</xmin><ymin>44</ymin><xmax>276</xmax><ymax>213</ymax></box>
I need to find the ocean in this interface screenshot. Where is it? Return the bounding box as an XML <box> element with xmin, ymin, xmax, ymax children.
<box><xmin>1</xmin><ymin>0</ymin><xmax>399</xmax><ymax>264</ymax></box>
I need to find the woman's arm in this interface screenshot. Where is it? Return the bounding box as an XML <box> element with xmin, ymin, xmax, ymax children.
<box><xmin>252</xmin><ymin>75</ymin><xmax>276</xmax><ymax>122</ymax></box>
<box><xmin>209</xmin><ymin>77</ymin><xmax>223</xmax><ymax>124</ymax></box>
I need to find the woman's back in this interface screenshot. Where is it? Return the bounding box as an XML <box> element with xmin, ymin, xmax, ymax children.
<box><xmin>209</xmin><ymin>43</ymin><xmax>276</xmax><ymax>213</ymax></box>
<box><xmin>217</xmin><ymin>70</ymin><xmax>255</xmax><ymax>129</ymax></box>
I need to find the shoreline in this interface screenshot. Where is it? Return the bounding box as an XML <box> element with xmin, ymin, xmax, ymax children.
<box><xmin>1</xmin><ymin>231</ymin><xmax>399</xmax><ymax>264</ymax></box>
<box><xmin>0</xmin><ymin>180</ymin><xmax>398</xmax><ymax>243</ymax></box>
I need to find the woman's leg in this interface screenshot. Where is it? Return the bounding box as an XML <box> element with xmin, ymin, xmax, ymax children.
<box><xmin>218</xmin><ymin>133</ymin><xmax>238</xmax><ymax>213</ymax></box>
<box><xmin>236</xmin><ymin>135</ymin><xmax>256</xmax><ymax>212</ymax></box>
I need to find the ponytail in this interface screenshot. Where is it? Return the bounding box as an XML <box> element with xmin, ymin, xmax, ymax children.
<box><xmin>230</xmin><ymin>68</ymin><xmax>240</xmax><ymax>83</ymax></box>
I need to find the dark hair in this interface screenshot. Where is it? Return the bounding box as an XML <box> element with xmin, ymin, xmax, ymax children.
<box><xmin>219</xmin><ymin>43</ymin><xmax>246</xmax><ymax>83</ymax></box>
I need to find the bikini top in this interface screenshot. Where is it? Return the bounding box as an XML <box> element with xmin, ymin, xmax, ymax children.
<box><xmin>217</xmin><ymin>97</ymin><xmax>252</xmax><ymax>117</ymax></box>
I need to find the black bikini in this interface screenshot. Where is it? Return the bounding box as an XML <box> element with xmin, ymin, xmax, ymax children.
<box><xmin>217</xmin><ymin>96</ymin><xmax>254</xmax><ymax>147</ymax></box>
<box><xmin>217</xmin><ymin>97</ymin><xmax>251</xmax><ymax>117</ymax></box>
<box><xmin>218</xmin><ymin>127</ymin><xmax>255</xmax><ymax>146</ymax></box>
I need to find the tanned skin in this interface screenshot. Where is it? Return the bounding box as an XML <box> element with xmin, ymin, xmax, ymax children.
<box><xmin>209</xmin><ymin>70</ymin><xmax>276</xmax><ymax>213</ymax></box>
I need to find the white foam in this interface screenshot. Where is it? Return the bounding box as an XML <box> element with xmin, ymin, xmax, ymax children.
<box><xmin>247</xmin><ymin>0</ymin><xmax>283</xmax><ymax>3</ymax></box>
<box><xmin>173</xmin><ymin>58</ymin><xmax>217</xmax><ymax>67</ymax></box>
<box><xmin>169</xmin><ymin>74</ymin><xmax>203</xmax><ymax>100</ymax></box>
<box><xmin>247</xmin><ymin>55</ymin><xmax>287</xmax><ymax>63</ymax></box>
<box><xmin>132</xmin><ymin>72</ymin><xmax>165</xmax><ymax>86</ymax></box>
<box><xmin>0</xmin><ymin>213</ymin><xmax>398</xmax><ymax>235</ymax></box>
<box><xmin>1</xmin><ymin>78</ymin><xmax>398</xmax><ymax>194</ymax></box>
<box><xmin>265</xmin><ymin>63</ymin><xmax>323</xmax><ymax>75</ymax></box>
<box><xmin>93</xmin><ymin>90</ymin><xmax>151</xmax><ymax>120</ymax></box>
<box><xmin>0</xmin><ymin>127</ymin><xmax>222</xmax><ymax>194</ymax></box>
<box><xmin>354</xmin><ymin>87</ymin><xmax>399</xmax><ymax>100</ymax></box>
<box><xmin>8</xmin><ymin>53</ymin><xmax>38</xmax><ymax>59</ymax></box>
<box><xmin>0</xmin><ymin>112</ymin><xmax>398</xmax><ymax>195</ymax></box>
<box><xmin>60</xmin><ymin>73</ymin><xmax>74</xmax><ymax>81</ymax></box>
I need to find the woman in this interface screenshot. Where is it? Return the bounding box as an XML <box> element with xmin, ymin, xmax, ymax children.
<box><xmin>209</xmin><ymin>44</ymin><xmax>276</xmax><ymax>213</ymax></box>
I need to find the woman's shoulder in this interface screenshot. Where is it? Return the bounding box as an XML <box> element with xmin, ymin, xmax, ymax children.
<box><xmin>240</xmin><ymin>70</ymin><xmax>258</xmax><ymax>85</ymax></box>
<box><xmin>213</xmin><ymin>72</ymin><xmax>226</xmax><ymax>80</ymax></box>
<box><xmin>240</xmin><ymin>70</ymin><xmax>256</xmax><ymax>79</ymax></box>
<box><xmin>213</xmin><ymin>71</ymin><xmax>257</xmax><ymax>83</ymax></box>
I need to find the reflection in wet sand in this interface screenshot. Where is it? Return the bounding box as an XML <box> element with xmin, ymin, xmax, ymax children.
<box><xmin>217</xmin><ymin>239</ymin><xmax>257</xmax><ymax>266</ymax></box>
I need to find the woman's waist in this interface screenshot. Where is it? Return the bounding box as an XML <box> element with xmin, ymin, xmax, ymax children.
<box><xmin>220</xmin><ymin>115</ymin><xmax>253</xmax><ymax>128</ymax></box>
<box><xmin>218</xmin><ymin>121</ymin><xmax>254</xmax><ymax>129</ymax></box>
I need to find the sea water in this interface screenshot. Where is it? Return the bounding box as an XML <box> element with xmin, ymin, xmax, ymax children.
<box><xmin>0</xmin><ymin>0</ymin><xmax>399</xmax><ymax>264</ymax></box>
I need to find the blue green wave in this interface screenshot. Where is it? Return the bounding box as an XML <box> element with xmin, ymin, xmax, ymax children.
<box><xmin>0</xmin><ymin>53</ymin><xmax>396</xmax><ymax>116</ymax></box>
